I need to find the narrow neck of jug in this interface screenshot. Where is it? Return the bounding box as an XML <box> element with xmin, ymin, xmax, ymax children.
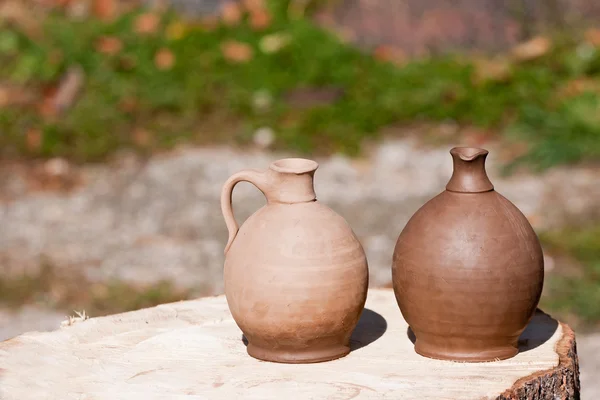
<box><xmin>446</xmin><ymin>147</ymin><xmax>494</xmax><ymax>193</ymax></box>
<box><xmin>266</xmin><ymin>158</ymin><xmax>318</xmax><ymax>204</ymax></box>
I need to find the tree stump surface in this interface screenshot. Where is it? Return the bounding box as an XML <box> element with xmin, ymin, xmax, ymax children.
<box><xmin>0</xmin><ymin>289</ymin><xmax>579</xmax><ymax>399</ymax></box>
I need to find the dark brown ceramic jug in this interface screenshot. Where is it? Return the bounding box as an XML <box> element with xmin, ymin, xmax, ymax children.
<box><xmin>392</xmin><ymin>147</ymin><xmax>544</xmax><ymax>362</ymax></box>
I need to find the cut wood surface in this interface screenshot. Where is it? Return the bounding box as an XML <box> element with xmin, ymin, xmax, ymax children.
<box><xmin>0</xmin><ymin>289</ymin><xmax>579</xmax><ymax>399</ymax></box>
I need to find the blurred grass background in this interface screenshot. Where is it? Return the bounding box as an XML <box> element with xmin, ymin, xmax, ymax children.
<box><xmin>1</xmin><ymin>0</ymin><xmax>600</xmax><ymax>168</ymax></box>
<box><xmin>0</xmin><ymin>0</ymin><xmax>598</xmax><ymax>330</ymax></box>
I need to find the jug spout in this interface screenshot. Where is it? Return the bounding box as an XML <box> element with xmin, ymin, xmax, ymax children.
<box><xmin>446</xmin><ymin>147</ymin><xmax>494</xmax><ymax>193</ymax></box>
<box><xmin>266</xmin><ymin>158</ymin><xmax>318</xmax><ymax>204</ymax></box>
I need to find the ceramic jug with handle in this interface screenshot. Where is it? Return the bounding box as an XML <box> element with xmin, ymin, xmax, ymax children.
<box><xmin>221</xmin><ymin>158</ymin><xmax>369</xmax><ymax>363</ymax></box>
<box><xmin>392</xmin><ymin>147</ymin><xmax>544</xmax><ymax>362</ymax></box>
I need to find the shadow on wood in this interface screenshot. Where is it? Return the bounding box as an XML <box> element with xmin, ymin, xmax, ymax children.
<box><xmin>405</xmin><ymin>308</ymin><xmax>559</xmax><ymax>353</ymax></box>
<box><xmin>407</xmin><ymin>326</ymin><xmax>417</xmax><ymax>344</ymax></box>
<box><xmin>349</xmin><ymin>308</ymin><xmax>387</xmax><ymax>351</ymax></box>
<box><xmin>241</xmin><ymin>308</ymin><xmax>388</xmax><ymax>352</ymax></box>
<box><xmin>518</xmin><ymin>309</ymin><xmax>559</xmax><ymax>353</ymax></box>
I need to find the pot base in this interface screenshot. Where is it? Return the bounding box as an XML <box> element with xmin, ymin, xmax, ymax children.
<box><xmin>247</xmin><ymin>343</ymin><xmax>350</xmax><ymax>364</ymax></box>
<box><xmin>414</xmin><ymin>340</ymin><xmax>518</xmax><ymax>362</ymax></box>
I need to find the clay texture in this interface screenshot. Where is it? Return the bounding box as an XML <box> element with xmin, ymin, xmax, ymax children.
<box><xmin>392</xmin><ymin>147</ymin><xmax>544</xmax><ymax>362</ymax></box>
<box><xmin>221</xmin><ymin>158</ymin><xmax>368</xmax><ymax>363</ymax></box>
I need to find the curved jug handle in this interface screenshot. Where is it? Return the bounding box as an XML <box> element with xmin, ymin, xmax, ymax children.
<box><xmin>220</xmin><ymin>169</ymin><xmax>269</xmax><ymax>255</ymax></box>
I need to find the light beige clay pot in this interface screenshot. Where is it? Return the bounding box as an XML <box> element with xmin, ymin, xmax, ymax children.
<box><xmin>221</xmin><ymin>158</ymin><xmax>369</xmax><ymax>363</ymax></box>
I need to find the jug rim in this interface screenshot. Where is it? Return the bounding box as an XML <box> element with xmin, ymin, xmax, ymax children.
<box><xmin>270</xmin><ymin>158</ymin><xmax>319</xmax><ymax>174</ymax></box>
<box><xmin>450</xmin><ymin>147</ymin><xmax>489</xmax><ymax>161</ymax></box>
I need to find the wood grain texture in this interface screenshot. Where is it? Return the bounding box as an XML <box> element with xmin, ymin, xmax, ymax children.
<box><xmin>0</xmin><ymin>289</ymin><xmax>578</xmax><ymax>399</ymax></box>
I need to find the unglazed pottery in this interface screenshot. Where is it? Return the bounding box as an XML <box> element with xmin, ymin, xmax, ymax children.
<box><xmin>392</xmin><ymin>147</ymin><xmax>544</xmax><ymax>362</ymax></box>
<box><xmin>221</xmin><ymin>158</ymin><xmax>369</xmax><ymax>363</ymax></box>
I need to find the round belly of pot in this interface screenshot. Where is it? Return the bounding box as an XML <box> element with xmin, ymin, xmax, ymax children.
<box><xmin>392</xmin><ymin>190</ymin><xmax>544</xmax><ymax>362</ymax></box>
<box><xmin>224</xmin><ymin>202</ymin><xmax>369</xmax><ymax>363</ymax></box>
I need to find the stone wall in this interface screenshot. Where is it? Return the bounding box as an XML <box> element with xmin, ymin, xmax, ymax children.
<box><xmin>152</xmin><ymin>0</ymin><xmax>600</xmax><ymax>54</ymax></box>
<box><xmin>315</xmin><ymin>0</ymin><xmax>599</xmax><ymax>54</ymax></box>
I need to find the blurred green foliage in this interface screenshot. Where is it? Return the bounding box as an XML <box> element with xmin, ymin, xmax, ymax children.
<box><xmin>541</xmin><ymin>226</ymin><xmax>600</xmax><ymax>326</ymax></box>
<box><xmin>0</xmin><ymin>262</ymin><xmax>195</xmax><ymax>316</ymax></box>
<box><xmin>0</xmin><ymin>0</ymin><xmax>598</xmax><ymax>167</ymax></box>
<box><xmin>508</xmin><ymin>93</ymin><xmax>600</xmax><ymax>171</ymax></box>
